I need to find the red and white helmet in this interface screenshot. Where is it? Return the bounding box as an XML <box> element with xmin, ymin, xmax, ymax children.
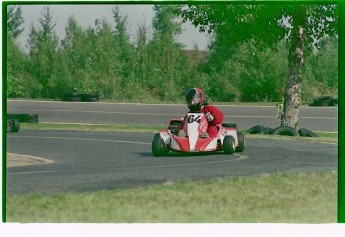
<box><xmin>185</xmin><ymin>87</ymin><xmax>206</xmax><ymax>112</ymax></box>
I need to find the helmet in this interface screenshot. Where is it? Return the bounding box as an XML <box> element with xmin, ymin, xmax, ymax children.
<box><xmin>185</xmin><ymin>87</ymin><xmax>205</xmax><ymax>112</ymax></box>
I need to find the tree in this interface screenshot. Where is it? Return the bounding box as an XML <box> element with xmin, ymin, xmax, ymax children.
<box><xmin>146</xmin><ymin>4</ymin><xmax>187</xmax><ymax>101</ymax></box>
<box><xmin>7</xmin><ymin>5</ymin><xmax>24</xmax><ymax>39</ymax></box>
<box><xmin>112</xmin><ymin>7</ymin><xmax>136</xmax><ymax>81</ymax></box>
<box><xmin>62</xmin><ymin>16</ymin><xmax>90</xmax><ymax>93</ymax></box>
<box><xmin>86</xmin><ymin>18</ymin><xmax>125</xmax><ymax>99</ymax></box>
<box><xmin>27</xmin><ymin>6</ymin><xmax>63</xmax><ymax>98</ymax></box>
<box><xmin>135</xmin><ymin>23</ymin><xmax>149</xmax><ymax>86</ymax></box>
<box><xmin>177</xmin><ymin>3</ymin><xmax>338</xmax><ymax>128</ymax></box>
<box><xmin>302</xmin><ymin>35</ymin><xmax>338</xmax><ymax>102</ymax></box>
<box><xmin>6</xmin><ymin>33</ymin><xmax>38</xmax><ymax>98</ymax></box>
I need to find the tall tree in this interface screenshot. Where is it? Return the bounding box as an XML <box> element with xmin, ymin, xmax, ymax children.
<box><xmin>7</xmin><ymin>5</ymin><xmax>24</xmax><ymax>39</ymax></box>
<box><xmin>146</xmin><ymin>4</ymin><xmax>186</xmax><ymax>100</ymax></box>
<box><xmin>177</xmin><ymin>3</ymin><xmax>338</xmax><ymax>128</ymax></box>
<box><xmin>62</xmin><ymin>16</ymin><xmax>89</xmax><ymax>92</ymax></box>
<box><xmin>112</xmin><ymin>7</ymin><xmax>136</xmax><ymax>80</ymax></box>
<box><xmin>135</xmin><ymin>23</ymin><xmax>150</xmax><ymax>90</ymax></box>
<box><xmin>27</xmin><ymin>6</ymin><xmax>62</xmax><ymax>98</ymax></box>
<box><xmin>6</xmin><ymin>33</ymin><xmax>37</xmax><ymax>98</ymax></box>
<box><xmin>87</xmin><ymin>18</ymin><xmax>124</xmax><ymax>98</ymax></box>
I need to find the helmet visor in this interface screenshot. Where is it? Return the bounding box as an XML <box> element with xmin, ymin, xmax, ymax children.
<box><xmin>186</xmin><ymin>94</ymin><xmax>200</xmax><ymax>110</ymax></box>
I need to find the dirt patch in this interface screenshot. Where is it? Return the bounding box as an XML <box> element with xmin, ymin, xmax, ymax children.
<box><xmin>7</xmin><ymin>153</ymin><xmax>54</xmax><ymax>167</ymax></box>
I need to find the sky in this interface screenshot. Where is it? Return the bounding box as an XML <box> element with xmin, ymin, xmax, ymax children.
<box><xmin>15</xmin><ymin>4</ymin><xmax>211</xmax><ymax>51</ymax></box>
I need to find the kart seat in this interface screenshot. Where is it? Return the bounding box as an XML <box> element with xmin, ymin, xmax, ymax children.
<box><xmin>178</xmin><ymin>130</ymin><xmax>186</xmax><ymax>137</ymax></box>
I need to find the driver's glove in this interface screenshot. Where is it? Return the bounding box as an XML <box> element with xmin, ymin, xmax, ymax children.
<box><xmin>205</xmin><ymin>112</ymin><xmax>214</xmax><ymax>122</ymax></box>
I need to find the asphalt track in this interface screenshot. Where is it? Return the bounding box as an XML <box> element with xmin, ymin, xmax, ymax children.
<box><xmin>7</xmin><ymin>100</ymin><xmax>338</xmax><ymax>132</ymax></box>
<box><xmin>7</xmin><ymin>130</ymin><xmax>337</xmax><ymax>195</ymax></box>
<box><xmin>6</xmin><ymin>101</ymin><xmax>338</xmax><ymax>195</ymax></box>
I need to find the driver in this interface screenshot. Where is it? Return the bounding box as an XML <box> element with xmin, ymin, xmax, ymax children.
<box><xmin>185</xmin><ymin>87</ymin><xmax>224</xmax><ymax>137</ymax></box>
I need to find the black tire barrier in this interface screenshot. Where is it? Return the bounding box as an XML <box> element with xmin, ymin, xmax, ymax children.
<box><xmin>7</xmin><ymin>118</ymin><xmax>20</xmax><ymax>133</ymax></box>
<box><xmin>63</xmin><ymin>92</ymin><xmax>100</xmax><ymax>102</ymax></box>
<box><xmin>298</xmin><ymin>128</ymin><xmax>319</xmax><ymax>137</ymax></box>
<box><xmin>310</xmin><ymin>96</ymin><xmax>337</xmax><ymax>107</ymax></box>
<box><xmin>246</xmin><ymin>125</ymin><xmax>267</xmax><ymax>134</ymax></box>
<box><xmin>272</xmin><ymin>126</ymin><xmax>298</xmax><ymax>136</ymax></box>
<box><xmin>265</xmin><ymin>127</ymin><xmax>275</xmax><ymax>135</ymax></box>
<box><xmin>330</xmin><ymin>97</ymin><xmax>338</xmax><ymax>106</ymax></box>
<box><xmin>7</xmin><ymin>113</ymin><xmax>39</xmax><ymax>123</ymax></box>
<box><xmin>63</xmin><ymin>92</ymin><xmax>82</xmax><ymax>102</ymax></box>
<box><xmin>81</xmin><ymin>93</ymin><xmax>100</xmax><ymax>102</ymax></box>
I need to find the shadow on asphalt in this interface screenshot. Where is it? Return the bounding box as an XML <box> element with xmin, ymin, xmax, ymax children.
<box><xmin>137</xmin><ymin>151</ymin><xmax>227</xmax><ymax>158</ymax></box>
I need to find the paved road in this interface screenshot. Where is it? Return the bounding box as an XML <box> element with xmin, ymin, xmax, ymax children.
<box><xmin>7</xmin><ymin>100</ymin><xmax>338</xmax><ymax>132</ymax></box>
<box><xmin>6</xmin><ymin>130</ymin><xmax>337</xmax><ymax>195</ymax></box>
<box><xmin>6</xmin><ymin>100</ymin><xmax>338</xmax><ymax>195</ymax></box>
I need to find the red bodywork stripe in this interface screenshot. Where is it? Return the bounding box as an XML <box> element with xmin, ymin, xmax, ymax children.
<box><xmin>172</xmin><ymin>136</ymin><xmax>218</xmax><ymax>152</ymax></box>
<box><xmin>172</xmin><ymin>137</ymin><xmax>190</xmax><ymax>151</ymax></box>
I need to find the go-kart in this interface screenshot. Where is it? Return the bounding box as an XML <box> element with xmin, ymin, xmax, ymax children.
<box><xmin>152</xmin><ymin>112</ymin><xmax>245</xmax><ymax>156</ymax></box>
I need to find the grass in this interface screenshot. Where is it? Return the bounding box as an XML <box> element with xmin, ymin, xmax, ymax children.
<box><xmin>21</xmin><ymin>122</ymin><xmax>162</xmax><ymax>133</ymax></box>
<box><xmin>6</xmin><ymin>172</ymin><xmax>337</xmax><ymax>223</ymax></box>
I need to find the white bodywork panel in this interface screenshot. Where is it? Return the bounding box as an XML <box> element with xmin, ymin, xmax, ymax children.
<box><xmin>204</xmin><ymin>138</ymin><xmax>218</xmax><ymax>150</ymax></box>
<box><xmin>187</xmin><ymin>115</ymin><xmax>200</xmax><ymax>151</ymax></box>
<box><xmin>159</xmin><ymin>131</ymin><xmax>171</xmax><ymax>145</ymax></box>
<box><xmin>170</xmin><ymin>137</ymin><xmax>180</xmax><ymax>150</ymax></box>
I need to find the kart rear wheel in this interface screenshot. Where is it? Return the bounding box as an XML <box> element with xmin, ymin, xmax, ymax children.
<box><xmin>236</xmin><ymin>132</ymin><xmax>245</xmax><ymax>152</ymax></box>
<box><xmin>223</xmin><ymin>135</ymin><xmax>236</xmax><ymax>154</ymax></box>
<box><xmin>152</xmin><ymin>133</ymin><xmax>169</xmax><ymax>157</ymax></box>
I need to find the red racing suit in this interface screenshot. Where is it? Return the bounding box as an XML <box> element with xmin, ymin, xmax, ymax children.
<box><xmin>200</xmin><ymin>105</ymin><xmax>224</xmax><ymax>137</ymax></box>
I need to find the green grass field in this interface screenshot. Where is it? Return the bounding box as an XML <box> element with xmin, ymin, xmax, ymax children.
<box><xmin>6</xmin><ymin>123</ymin><xmax>338</xmax><ymax>223</ymax></box>
<box><xmin>6</xmin><ymin>172</ymin><xmax>337</xmax><ymax>223</ymax></box>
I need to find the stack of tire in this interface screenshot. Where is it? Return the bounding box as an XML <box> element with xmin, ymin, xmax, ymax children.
<box><xmin>63</xmin><ymin>92</ymin><xmax>100</xmax><ymax>102</ymax></box>
<box><xmin>309</xmin><ymin>96</ymin><xmax>338</xmax><ymax>107</ymax></box>
<box><xmin>7</xmin><ymin>113</ymin><xmax>39</xmax><ymax>133</ymax></box>
<box><xmin>7</xmin><ymin>113</ymin><xmax>39</xmax><ymax>123</ymax></box>
<box><xmin>7</xmin><ymin>118</ymin><xmax>20</xmax><ymax>133</ymax></box>
<box><xmin>246</xmin><ymin>125</ymin><xmax>318</xmax><ymax>137</ymax></box>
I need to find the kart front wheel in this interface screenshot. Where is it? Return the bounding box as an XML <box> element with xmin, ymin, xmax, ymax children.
<box><xmin>152</xmin><ymin>133</ymin><xmax>169</xmax><ymax>157</ymax></box>
<box><xmin>223</xmin><ymin>135</ymin><xmax>236</xmax><ymax>154</ymax></box>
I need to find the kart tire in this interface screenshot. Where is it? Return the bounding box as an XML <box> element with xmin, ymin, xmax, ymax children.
<box><xmin>265</xmin><ymin>127</ymin><xmax>274</xmax><ymax>135</ymax></box>
<box><xmin>235</xmin><ymin>132</ymin><xmax>245</xmax><ymax>152</ymax></box>
<box><xmin>223</xmin><ymin>135</ymin><xmax>236</xmax><ymax>154</ymax></box>
<box><xmin>81</xmin><ymin>93</ymin><xmax>100</xmax><ymax>102</ymax></box>
<box><xmin>247</xmin><ymin>125</ymin><xmax>266</xmax><ymax>134</ymax></box>
<box><xmin>272</xmin><ymin>126</ymin><xmax>298</xmax><ymax>136</ymax></box>
<box><xmin>152</xmin><ymin>133</ymin><xmax>169</xmax><ymax>157</ymax></box>
<box><xmin>298</xmin><ymin>128</ymin><xmax>319</xmax><ymax>137</ymax></box>
<box><xmin>7</xmin><ymin>118</ymin><xmax>20</xmax><ymax>133</ymax></box>
<box><xmin>64</xmin><ymin>92</ymin><xmax>82</xmax><ymax>102</ymax></box>
<box><xmin>330</xmin><ymin>97</ymin><xmax>338</xmax><ymax>106</ymax></box>
<box><xmin>313</xmin><ymin>96</ymin><xmax>332</xmax><ymax>106</ymax></box>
